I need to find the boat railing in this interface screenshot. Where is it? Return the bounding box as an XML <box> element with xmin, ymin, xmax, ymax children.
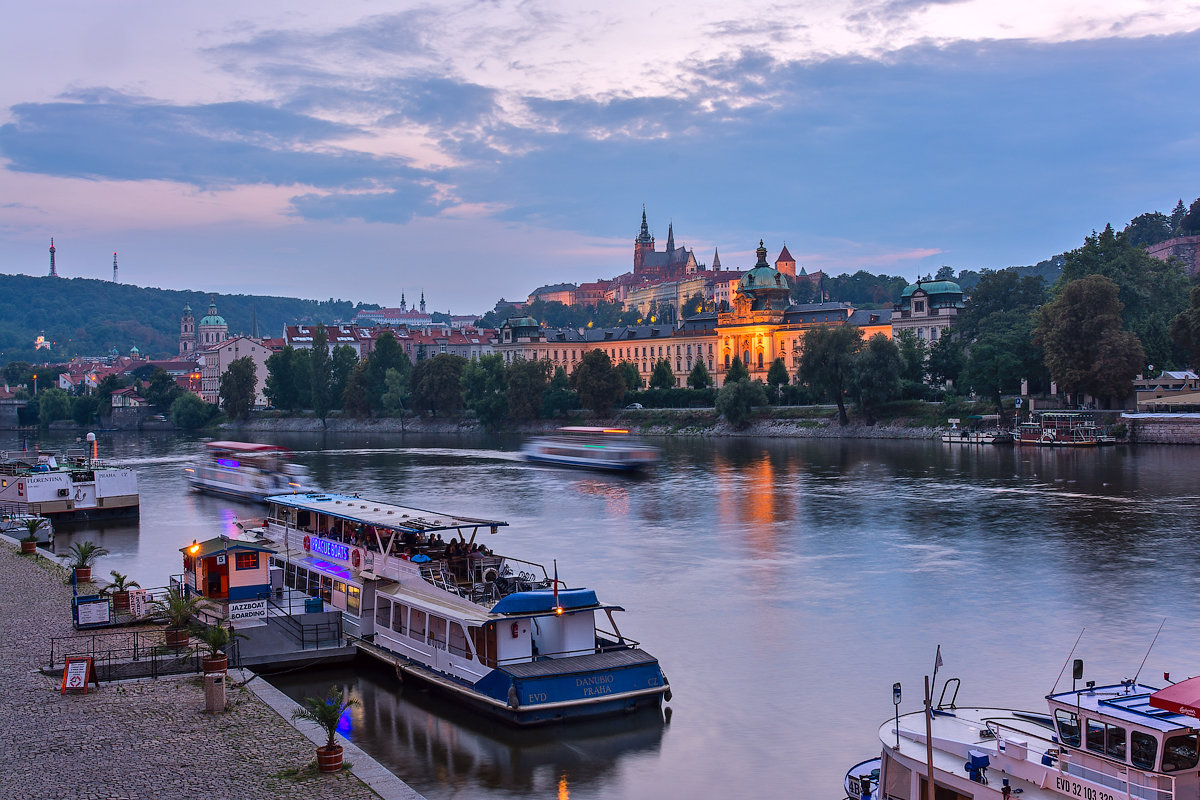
<box><xmin>597</xmin><ymin>629</ymin><xmax>639</xmax><ymax>651</ymax></box>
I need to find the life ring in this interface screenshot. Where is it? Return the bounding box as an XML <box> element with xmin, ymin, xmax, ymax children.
<box><xmin>482</xmin><ymin>567</ymin><xmax>499</xmax><ymax>583</ymax></box>
<box><xmin>1042</xmin><ymin>431</ymin><xmax>1056</xmax><ymax>443</ymax></box>
<box><xmin>351</xmin><ymin>549</ymin><xmax>362</xmax><ymax>569</ymax></box>
<box><xmin>303</xmin><ymin>535</ymin><xmax>311</xmax><ymax>551</ymax></box>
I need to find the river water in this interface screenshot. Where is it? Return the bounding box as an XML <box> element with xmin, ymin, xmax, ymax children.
<box><xmin>9</xmin><ymin>429</ymin><xmax>1200</xmax><ymax>799</ymax></box>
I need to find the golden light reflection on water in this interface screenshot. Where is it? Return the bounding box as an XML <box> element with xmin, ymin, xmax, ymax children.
<box><xmin>558</xmin><ymin>772</ymin><xmax>570</xmax><ymax>800</ymax></box>
<box><xmin>572</xmin><ymin>479</ymin><xmax>630</xmax><ymax>515</ymax></box>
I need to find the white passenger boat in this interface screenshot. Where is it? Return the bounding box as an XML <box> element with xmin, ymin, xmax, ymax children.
<box><xmin>186</xmin><ymin>441</ymin><xmax>311</xmax><ymax>503</ymax></box>
<box><xmin>521</xmin><ymin>427</ymin><xmax>660</xmax><ymax>473</ymax></box>
<box><xmin>943</xmin><ymin>417</ymin><xmax>1013</xmax><ymax>444</ymax></box>
<box><xmin>251</xmin><ymin>492</ymin><xmax>670</xmax><ymax>725</ymax></box>
<box><xmin>845</xmin><ymin>661</ymin><xmax>1200</xmax><ymax>800</ymax></box>
<box><xmin>0</xmin><ymin>449</ymin><xmax>138</xmax><ymax>522</ymax></box>
<box><xmin>0</xmin><ymin>510</ymin><xmax>53</xmax><ymax>544</ymax></box>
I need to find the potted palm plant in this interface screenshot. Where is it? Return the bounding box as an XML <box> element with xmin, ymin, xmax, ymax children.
<box><xmin>291</xmin><ymin>686</ymin><xmax>360</xmax><ymax>773</ymax></box>
<box><xmin>66</xmin><ymin>540</ymin><xmax>109</xmax><ymax>583</ymax></box>
<box><xmin>150</xmin><ymin>587</ymin><xmax>207</xmax><ymax>649</ymax></box>
<box><xmin>104</xmin><ymin>571</ymin><xmax>141</xmax><ymax>613</ymax></box>
<box><xmin>20</xmin><ymin>517</ymin><xmax>44</xmax><ymax>554</ymax></box>
<box><xmin>197</xmin><ymin>622</ymin><xmax>245</xmax><ymax>674</ymax></box>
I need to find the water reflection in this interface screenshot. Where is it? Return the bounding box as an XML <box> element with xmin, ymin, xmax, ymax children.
<box><xmin>269</xmin><ymin>660</ymin><xmax>667</xmax><ymax>799</ymax></box>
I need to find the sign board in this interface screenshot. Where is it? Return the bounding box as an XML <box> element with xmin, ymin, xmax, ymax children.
<box><xmin>1015</xmin><ymin>398</ymin><xmax>1023</xmax><ymax>407</ymax></box>
<box><xmin>75</xmin><ymin>597</ymin><xmax>111</xmax><ymax>628</ymax></box>
<box><xmin>61</xmin><ymin>656</ymin><xmax>98</xmax><ymax>694</ymax></box>
<box><xmin>228</xmin><ymin>599</ymin><xmax>267</xmax><ymax>621</ymax></box>
<box><xmin>127</xmin><ymin>589</ymin><xmax>148</xmax><ymax>618</ymax></box>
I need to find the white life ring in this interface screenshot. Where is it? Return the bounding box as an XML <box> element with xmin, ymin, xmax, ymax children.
<box><xmin>482</xmin><ymin>567</ymin><xmax>499</xmax><ymax>583</ymax></box>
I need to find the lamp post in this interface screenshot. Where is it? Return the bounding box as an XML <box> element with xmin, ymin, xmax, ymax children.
<box><xmin>32</xmin><ymin>373</ymin><xmax>37</xmax><ymax>395</ymax></box>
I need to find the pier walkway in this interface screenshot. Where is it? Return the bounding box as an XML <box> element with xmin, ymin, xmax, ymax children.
<box><xmin>0</xmin><ymin>540</ymin><xmax>423</xmax><ymax>800</ymax></box>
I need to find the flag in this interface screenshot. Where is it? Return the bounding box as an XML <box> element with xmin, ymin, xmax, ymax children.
<box><xmin>935</xmin><ymin>645</ymin><xmax>943</xmax><ymax>671</ymax></box>
<box><xmin>553</xmin><ymin>559</ymin><xmax>559</xmax><ymax>607</ymax></box>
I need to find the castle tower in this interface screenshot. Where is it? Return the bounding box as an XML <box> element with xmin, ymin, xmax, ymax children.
<box><xmin>113</xmin><ymin>252</ymin><xmax>119</xmax><ymax>283</ymax></box>
<box><xmin>400</xmin><ymin>292</ymin><xmax>407</xmax><ymax>312</ymax></box>
<box><xmin>179</xmin><ymin>301</ymin><xmax>197</xmax><ymax>357</ymax></box>
<box><xmin>634</xmin><ymin>206</ymin><xmax>655</xmax><ymax>274</ymax></box>
<box><xmin>49</xmin><ymin>238</ymin><xmax>58</xmax><ymax>277</ymax></box>
<box><xmin>775</xmin><ymin>245</ymin><xmax>796</xmax><ymax>277</ymax></box>
<box><xmin>712</xmin><ymin>248</ymin><xmax>722</xmax><ymax>271</ymax></box>
<box><xmin>666</xmin><ymin>221</ymin><xmax>675</xmax><ymax>253</ymax></box>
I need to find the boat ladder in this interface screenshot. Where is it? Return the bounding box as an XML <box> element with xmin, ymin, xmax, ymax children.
<box><xmin>420</xmin><ymin>564</ymin><xmax>463</xmax><ymax>596</ymax></box>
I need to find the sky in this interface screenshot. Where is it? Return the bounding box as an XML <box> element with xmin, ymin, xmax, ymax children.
<box><xmin>1</xmin><ymin>0</ymin><xmax>1199</xmax><ymax>316</ymax></box>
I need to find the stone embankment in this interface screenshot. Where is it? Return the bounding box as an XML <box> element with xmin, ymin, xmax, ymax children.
<box><xmin>1125</xmin><ymin>415</ymin><xmax>1200</xmax><ymax>445</ymax></box>
<box><xmin>0</xmin><ymin>540</ymin><xmax>419</xmax><ymax>800</ymax></box>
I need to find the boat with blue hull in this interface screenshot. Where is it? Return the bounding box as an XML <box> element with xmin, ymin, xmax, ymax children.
<box><xmin>252</xmin><ymin>492</ymin><xmax>669</xmax><ymax>725</ymax></box>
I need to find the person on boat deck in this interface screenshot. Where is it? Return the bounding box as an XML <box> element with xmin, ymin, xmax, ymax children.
<box><xmin>401</xmin><ymin>546</ymin><xmax>414</xmax><ymax>560</ymax></box>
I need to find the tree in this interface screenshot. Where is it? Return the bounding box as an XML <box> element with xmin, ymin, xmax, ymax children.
<box><xmin>461</xmin><ymin>354</ymin><xmax>508</xmax><ymax>429</ymax></box>
<box><xmin>682</xmin><ymin>292</ymin><xmax>707</xmax><ymax>318</ymax></box>
<box><xmin>541</xmin><ymin>366</ymin><xmax>577</xmax><ymax>418</ymax></box>
<box><xmin>798</xmin><ymin>324</ymin><xmax>863</xmax><ymax>425</ymax></box>
<box><xmin>893</xmin><ymin>329</ymin><xmax>926</xmax><ymax>384</ymax></box>
<box><xmin>219</xmin><ymin>356</ymin><xmax>258</xmax><ymax>421</ymax></box>
<box><xmin>364</xmin><ymin>332</ymin><xmax>411</xmax><ymax>413</ymax></box>
<box><xmin>1121</xmin><ymin>212</ymin><xmax>1175</xmax><ymax>248</ymax></box>
<box><xmin>1169</xmin><ymin>286</ymin><xmax>1200</xmax><ymax>370</ymax></box>
<box><xmin>1171</xmin><ymin>199</ymin><xmax>1189</xmax><ymax>234</ymax></box>
<box><xmin>170</xmin><ymin>393</ymin><xmax>215</xmax><ymax>429</ymax></box>
<box><xmin>143</xmin><ymin>368</ymin><xmax>182</xmax><ymax>410</ymax></box>
<box><xmin>1180</xmin><ymin>197</ymin><xmax>1200</xmax><ymax>236</ymax></box>
<box><xmin>411</xmin><ymin>354</ymin><xmax>466</xmax><ymax>416</ymax></box>
<box><xmin>329</xmin><ymin>345</ymin><xmax>358</xmax><ymax>410</ymax></box>
<box><xmin>849</xmin><ymin>334</ymin><xmax>903</xmax><ymax>424</ymax></box>
<box><xmin>265</xmin><ymin>347</ymin><xmax>301</xmax><ymax>410</ymax></box>
<box><xmin>38</xmin><ymin>387</ymin><xmax>72</xmax><ymax>425</ymax></box>
<box><xmin>927</xmin><ymin>335</ymin><xmax>965</xmax><ymax>387</ymax></box>
<box><xmin>960</xmin><ymin>310</ymin><xmax>1039</xmax><ymax>421</ymax></box>
<box><xmin>380</xmin><ymin>367</ymin><xmax>408</xmax><ymax>416</ymax></box>
<box><xmin>94</xmin><ymin>374</ymin><xmax>126</xmax><ymax>413</ymax></box>
<box><xmin>724</xmin><ymin>356</ymin><xmax>749</xmax><ymax>384</ymax></box>
<box><xmin>955</xmin><ymin>270</ymin><xmax>1047</xmax><ymax>342</ymax></box>
<box><xmin>309</xmin><ymin>325</ymin><xmax>332</xmax><ymax>422</ymax></box>
<box><xmin>935</xmin><ymin>266</ymin><xmax>956</xmax><ymax>280</ymax></box>
<box><xmin>570</xmin><ymin>350</ymin><xmax>625</xmax><ymax>416</ymax></box>
<box><xmin>341</xmin><ymin>363</ymin><xmax>371</xmax><ymax>417</ymax></box>
<box><xmin>3</xmin><ymin>361</ymin><xmax>32</xmax><ymax>387</ymax></box>
<box><xmin>71</xmin><ymin>394</ymin><xmax>99</xmax><ymax>425</ymax></box>
<box><xmin>507</xmin><ymin>358</ymin><xmax>550</xmax><ymax>420</ymax></box>
<box><xmin>766</xmin><ymin>357</ymin><xmax>790</xmax><ymax>402</ymax></box>
<box><xmin>1057</xmin><ymin>224</ymin><xmax>1188</xmax><ymax>369</ymax></box>
<box><xmin>617</xmin><ymin>360</ymin><xmax>642</xmax><ymax>391</ymax></box>
<box><xmin>650</xmin><ymin>358</ymin><xmax>675</xmax><ymax>390</ymax></box>
<box><xmin>716</xmin><ymin>378</ymin><xmax>766</xmax><ymax>429</ymax></box>
<box><xmin>1035</xmin><ymin>275</ymin><xmax>1146</xmax><ymax>407</ymax></box>
<box><xmin>687</xmin><ymin>359</ymin><xmax>713</xmax><ymax>389</ymax></box>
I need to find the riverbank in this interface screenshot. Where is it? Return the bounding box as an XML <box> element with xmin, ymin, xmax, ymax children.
<box><xmin>0</xmin><ymin>538</ymin><xmax>419</xmax><ymax>800</ymax></box>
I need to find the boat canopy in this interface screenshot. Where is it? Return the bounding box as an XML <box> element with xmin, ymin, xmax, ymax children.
<box><xmin>266</xmin><ymin>492</ymin><xmax>508</xmax><ymax>536</ymax></box>
<box><xmin>1150</xmin><ymin>677</ymin><xmax>1200</xmax><ymax>720</ymax></box>
<box><xmin>205</xmin><ymin>441</ymin><xmax>291</xmax><ymax>453</ymax></box>
<box><xmin>491</xmin><ymin>588</ymin><xmax>600</xmax><ymax>614</ymax></box>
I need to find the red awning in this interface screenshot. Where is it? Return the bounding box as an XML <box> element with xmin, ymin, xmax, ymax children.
<box><xmin>1150</xmin><ymin>677</ymin><xmax>1200</xmax><ymax>718</ymax></box>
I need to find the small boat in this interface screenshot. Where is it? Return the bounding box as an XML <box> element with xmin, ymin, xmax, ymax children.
<box><xmin>0</xmin><ymin>449</ymin><xmax>138</xmax><ymax>522</ymax></box>
<box><xmin>1017</xmin><ymin>411</ymin><xmax>1101</xmax><ymax>446</ymax></box>
<box><xmin>942</xmin><ymin>416</ymin><xmax>1013</xmax><ymax>445</ymax></box>
<box><xmin>186</xmin><ymin>441</ymin><xmax>311</xmax><ymax>503</ymax></box>
<box><xmin>251</xmin><ymin>491</ymin><xmax>670</xmax><ymax>725</ymax></box>
<box><xmin>844</xmin><ymin>659</ymin><xmax>1200</xmax><ymax>800</ymax></box>
<box><xmin>0</xmin><ymin>511</ymin><xmax>53</xmax><ymax>544</ymax></box>
<box><xmin>522</xmin><ymin>427</ymin><xmax>660</xmax><ymax>472</ymax></box>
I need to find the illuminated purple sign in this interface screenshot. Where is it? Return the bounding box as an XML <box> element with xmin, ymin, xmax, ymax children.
<box><xmin>309</xmin><ymin>536</ymin><xmax>350</xmax><ymax>562</ymax></box>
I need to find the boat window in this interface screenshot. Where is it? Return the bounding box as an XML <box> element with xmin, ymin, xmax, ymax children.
<box><xmin>376</xmin><ymin>598</ymin><xmax>391</xmax><ymax>628</ymax></box>
<box><xmin>392</xmin><ymin>603</ymin><xmax>407</xmax><ymax>634</ymax></box>
<box><xmin>409</xmin><ymin>609</ymin><xmax>426</xmax><ymax>641</ymax></box>
<box><xmin>1086</xmin><ymin>720</ymin><xmax>1126</xmax><ymax>760</ymax></box>
<box><xmin>1055</xmin><ymin>710</ymin><xmax>1081</xmax><ymax>747</ymax></box>
<box><xmin>320</xmin><ymin>575</ymin><xmax>333</xmax><ymax>603</ymax></box>
<box><xmin>333</xmin><ymin>580</ymin><xmax>347</xmax><ymax>594</ymax></box>
<box><xmin>470</xmin><ymin>624</ymin><xmax>497</xmax><ymax>668</ymax></box>
<box><xmin>1163</xmin><ymin>733</ymin><xmax>1199</xmax><ymax>772</ymax></box>
<box><xmin>235</xmin><ymin>552</ymin><xmax>258</xmax><ymax>570</ymax></box>
<box><xmin>449</xmin><ymin>623</ymin><xmax>470</xmax><ymax>659</ymax></box>
<box><xmin>346</xmin><ymin>585</ymin><xmax>360</xmax><ymax>616</ymax></box>
<box><xmin>428</xmin><ymin>615</ymin><xmax>447</xmax><ymax>649</ymax></box>
<box><xmin>1131</xmin><ymin>731</ymin><xmax>1157</xmax><ymax>770</ymax></box>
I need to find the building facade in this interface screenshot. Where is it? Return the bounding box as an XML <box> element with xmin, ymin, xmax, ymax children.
<box><xmin>889</xmin><ymin>279</ymin><xmax>964</xmax><ymax>342</ymax></box>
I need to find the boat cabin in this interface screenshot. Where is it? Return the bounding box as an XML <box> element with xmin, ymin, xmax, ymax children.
<box><xmin>181</xmin><ymin>535</ymin><xmax>276</xmax><ymax>604</ymax></box>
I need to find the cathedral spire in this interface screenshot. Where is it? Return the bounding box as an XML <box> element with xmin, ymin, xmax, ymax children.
<box><xmin>712</xmin><ymin>247</ymin><xmax>721</xmax><ymax>271</ymax></box>
<box><xmin>636</xmin><ymin>206</ymin><xmax>653</xmax><ymax>246</ymax></box>
<box><xmin>401</xmin><ymin>292</ymin><xmax>407</xmax><ymax>312</ymax></box>
<box><xmin>666</xmin><ymin>221</ymin><xmax>675</xmax><ymax>252</ymax></box>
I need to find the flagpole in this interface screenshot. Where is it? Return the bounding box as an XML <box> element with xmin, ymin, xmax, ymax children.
<box><xmin>925</xmin><ymin>674</ymin><xmax>936</xmax><ymax>800</ymax></box>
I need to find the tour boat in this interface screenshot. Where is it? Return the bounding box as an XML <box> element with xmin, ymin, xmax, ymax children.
<box><xmin>1016</xmin><ymin>412</ymin><xmax>1101</xmax><ymax>446</ymax></box>
<box><xmin>0</xmin><ymin>450</ymin><xmax>138</xmax><ymax>522</ymax></box>
<box><xmin>521</xmin><ymin>427</ymin><xmax>660</xmax><ymax>473</ymax></box>
<box><xmin>943</xmin><ymin>416</ymin><xmax>1013</xmax><ymax>445</ymax></box>
<box><xmin>251</xmin><ymin>491</ymin><xmax>670</xmax><ymax>725</ymax></box>
<box><xmin>844</xmin><ymin>662</ymin><xmax>1200</xmax><ymax>800</ymax></box>
<box><xmin>186</xmin><ymin>441</ymin><xmax>311</xmax><ymax>503</ymax></box>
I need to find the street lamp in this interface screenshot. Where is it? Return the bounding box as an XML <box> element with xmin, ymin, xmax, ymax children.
<box><xmin>32</xmin><ymin>373</ymin><xmax>37</xmax><ymax>395</ymax></box>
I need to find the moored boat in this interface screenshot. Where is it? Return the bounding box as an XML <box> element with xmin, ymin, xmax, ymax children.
<box><xmin>1017</xmin><ymin>412</ymin><xmax>1101</xmax><ymax>446</ymax></box>
<box><xmin>0</xmin><ymin>449</ymin><xmax>138</xmax><ymax>522</ymax></box>
<box><xmin>186</xmin><ymin>441</ymin><xmax>311</xmax><ymax>503</ymax></box>
<box><xmin>844</xmin><ymin>660</ymin><xmax>1200</xmax><ymax>800</ymax></box>
<box><xmin>251</xmin><ymin>491</ymin><xmax>670</xmax><ymax>725</ymax></box>
<box><xmin>943</xmin><ymin>416</ymin><xmax>1013</xmax><ymax>445</ymax></box>
<box><xmin>522</xmin><ymin>427</ymin><xmax>660</xmax><ymax>472</ymax></box>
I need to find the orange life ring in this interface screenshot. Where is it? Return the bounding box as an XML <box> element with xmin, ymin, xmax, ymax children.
<box><xmin>352</xmin><ymin>549</ymin><xmax>362</xmax><ymax>569</ymax></box>
<box><xmin>303</xmin><ymin>535</ymin><xmax>311</xmax><ymax>551</ymax></box>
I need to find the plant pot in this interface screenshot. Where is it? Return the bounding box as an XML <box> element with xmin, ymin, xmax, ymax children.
<box><xmin>202</xmin><ymin>654</ymin><xmax>227</xmax><ymax>674</ymax></box>
<box><xmin>21</xmin><ymin>540</ymin><xmax>37</xmax><ymax>554</ymax></box>
<box><xmin>316</xmin><ymin>744</ymin><xmax>344</xmax><ymax>773</ymax></box>
<box><xmin>165</xmin><ymin>627</ymin><xmax>190</xmax><ymax>649</ymax></box>
<box><xmin>111</xmin><ymin>591</ymin><xmax>130</xmax><ymax>613</ymax></box>
<box><xmin>73</xmin><ymin>567</ymin><xmax>92</xmax><ymax>583</ymax></box>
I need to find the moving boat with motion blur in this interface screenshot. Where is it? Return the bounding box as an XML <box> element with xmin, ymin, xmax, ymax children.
<box><xmin>844</xmin><ymin>656</ymin><xmax>1200</xmax><ymax>800</ymax></box>
<box><xmin>249</xmin><ymin>491</ymin><xmax>670</xmax><ymax>725</ymax></box>
<box><xmin>186</xmin><ymin>441</ymin><xmax>311</xmax><ymax>503</ymax></box>
<box><xmin>521</xmin><ymin>427</ymin><xmax>660</xmax><ymax>473</ymax></box>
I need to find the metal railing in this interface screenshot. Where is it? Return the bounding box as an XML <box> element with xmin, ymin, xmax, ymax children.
<box><xmin>48</xmin><ymin>628</ymin><xmax>211</xmax><ymax>681</ymax></box>
<box><xmin>265</xmin><ymin>591</ymin><xmax>344</xmax><ymax>649</ymax></box>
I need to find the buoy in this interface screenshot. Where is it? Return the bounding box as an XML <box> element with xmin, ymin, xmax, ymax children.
<box><xmin>507</xmin><ymin>686</ymin><xmax>520</xmax><ymax>710</ymax></box>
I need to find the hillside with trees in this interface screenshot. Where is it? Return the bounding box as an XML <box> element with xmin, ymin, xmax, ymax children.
<box><xmin>0</xmin><ymin>273</ymin><xmax>374</xmax><ymax>362</ymax></box>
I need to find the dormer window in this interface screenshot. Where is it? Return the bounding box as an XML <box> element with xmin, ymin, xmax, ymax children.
<box><xmin>914</xmin><ymin>300</ymin><xmax>926</xmax><ymax>313</ymax></box>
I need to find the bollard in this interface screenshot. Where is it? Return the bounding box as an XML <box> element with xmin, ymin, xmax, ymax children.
<box><xmin>204</xmin><ymin>672</ymin><xmax>226</xmax><ymax>713</ymax></box>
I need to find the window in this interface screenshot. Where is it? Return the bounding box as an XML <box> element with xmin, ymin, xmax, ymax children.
<box><xmin>346</xmin><ymin>585</ymin><xmax>360</xmax><ymax>616</ymax></box>
<box><xmin>320</xmin><ymin>575</ymin><xmax>333</xmax><ymax>602</ymax></box>
<box><xmin>392</xmin><ymin>603</ymin><xmax>407</xmax><ymax>634</ymax></box>
<box><xmin>1131</xmin><ymin>731</ymin><xmax>1157</xmax><ymax>770</ymax></box>
<box><xmin>914</xmin><ymin>300</ymin><xmax>925</xmax><ymax>313</ymax></box>
<box><xmin>449</xmin><ymin>623</ymin><xmax>471</xmax><ymax>658</ymax></box>
<box><xmin>1164</xmin><ymin>733</ymin><xmax>1199</xmax><ymax>771</ymax></box>
<box><xmin>376</xmin><ymin>598</ymin><xmax>391</xmax><ymax>628</ymax></box>
<box><xmin>409</xmin><ymin>609</ymin><xmax>426</xmax><ymax>641</ymax></box>
<box><xmin>757</xmin><ymin>352</ymin><xmax>763</xmax><ymax>369</ymax></box>
<box><xmin>1087</xmin><ymin>719</ymin><xmax>1126</xmax><ymax>760</ymax></box>
<box><xmin>931</xmin><ymin>328</ymin><xmax>939</xmax><ymax>340</ymax></box>
<box><xmin>1056</xmin><ymin>710</ymin><xmax>1081</xmax><ymax>747</ymax></box>
<box><xmin>427</xmin><ymin>615</ymin><xmax>447</xmax><ymax>649</ymax></box>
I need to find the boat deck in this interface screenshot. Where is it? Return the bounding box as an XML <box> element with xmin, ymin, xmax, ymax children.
<box><xmin>503</xmin><ymin>647</ymin><xmax>657</xmax><ymax>678</ymax></box>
